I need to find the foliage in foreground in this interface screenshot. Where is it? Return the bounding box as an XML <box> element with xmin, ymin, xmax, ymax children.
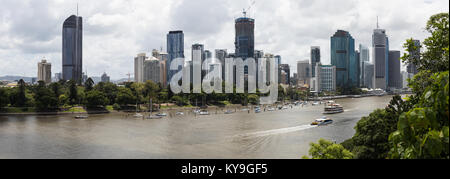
<box><xmin>303</xmin><ymin>139</ymin><xmax>354</xmax><ymax>159</ymax></box>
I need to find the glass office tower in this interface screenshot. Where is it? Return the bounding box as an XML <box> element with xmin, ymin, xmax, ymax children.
<box><xmin>62</xmin><ymin>15</ymin><xmax>83</xmax><ymax>85</ymax></box>
<box><xmin>330</xmin><ymin>30</ymin><xmax>356</xmax><ymax>89</ymax></box>
<box><xmin>167</xmin><ymin>31</ymin><xmax>185</xmax><ymax>84</ymax></box>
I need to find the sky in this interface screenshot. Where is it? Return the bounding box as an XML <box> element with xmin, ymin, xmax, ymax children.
<box><xmin>0</xmin><ymin>0</ymin><xmax>448</xmax><ymax>80</ymax></box>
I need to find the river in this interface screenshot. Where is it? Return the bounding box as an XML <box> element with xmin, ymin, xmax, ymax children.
<box><xmin>0</xmin><ymin>96</ymin><xmax>392</xmax><ymax>159</ymax></box>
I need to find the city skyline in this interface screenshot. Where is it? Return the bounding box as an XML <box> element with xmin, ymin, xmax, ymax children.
<box><xmin>0</xmin><ymin>0</ymin><xmax>448</xmax><ymax>80</ymax></box>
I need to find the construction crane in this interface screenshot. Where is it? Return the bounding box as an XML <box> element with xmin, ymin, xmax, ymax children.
<box><xmin>242</xmin><ymin>0</ymin><xmax>256</xmax><ymax>17</ymax></box>
<box><xmin>125</xmin><ymin>72</ymin><xmax>134</xmax><ymax>82</ymax></box>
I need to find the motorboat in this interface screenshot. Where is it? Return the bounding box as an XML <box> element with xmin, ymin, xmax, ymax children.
<box><xmin>311</xmin><ymin>117</ymin><xmax>333</xmax><ymax>126</ymax></box>
<box><xmin>156</xmin><ymin>113</ymin><xmax>167</xmax><ymax>117</ymax></box>
<box><xmin>199</xmin><ymin>110</ymin><xmax>210</xmax><ymax>115</ymax></box>
<box><xmin>176</xmin><ymin>112</ymin><xmax>184</xmax><ymax>115</ymax></box>
<box><xmin>224</xmin><ymin>110</ymin><xmax>234</xmax><ymax>114</ymax></box>
<box><xmin>147</xmin><ymin>115</ymin><xmax>163</xmax><ymax>119</ymax></box>
<box><xmin>133</xmin><ymin>113</ymin><xmax>144</xmax><ymax>118</ymax></box>
<box><xmin>75</xmin><ymin>115</ymin><xmax>88</xmax><ymax>119</ymax></box>
<box><xmin>267</xmin><ymin>107</ymin><xmax>276</xmax><ymax>111</ymax></box>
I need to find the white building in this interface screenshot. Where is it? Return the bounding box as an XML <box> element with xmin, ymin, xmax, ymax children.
<box><xmin>314</xmin><ymin>63</ymin><xmax>336</xmax><ymax>92</ymax></box>
<box><xmin>134</xmin><ymin>53</ymin><xmax>147</xmax><ymax>83</ymax></box>
<box><xmin>37</xmin><ymin>59</ymin><xmax>52</xmax><ymax>84</ymax></box>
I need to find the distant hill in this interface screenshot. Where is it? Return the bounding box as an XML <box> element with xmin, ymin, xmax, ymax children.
<box><xmin>0</xmin><ymin>76</ymin><xmax>35</xmax><ymax>82</ymax></box>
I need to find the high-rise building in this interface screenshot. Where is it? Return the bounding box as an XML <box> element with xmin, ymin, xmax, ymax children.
<box><xmin>37</xmin><ymin>59</ymin><xmax>52</xmax><ymax>84</ymax></box>
<box><xmin>359</xmin><ymin>44</ymin><xmax>370</xmax><ymax>87</ymax></box>
<box><xmin>167</xmin><ymin>31</ymin><xmax>184</xmax><ymax>84</ymax></box>
<box><xmin>235</xmin><ymin>13</ymin><xmax>255</xmax><ymax>59</ymax></box>
<box><xmin>372</xmin><ymin>28</ymin><xmax>389</xmax><ymax>90</ymax></box>
<box><xmin>62</xmin><ymin>15</ymin><xmax>83</xmax><ymax>85</ymax></box>
<box><xmin>388</xmin><ymin>51</ymin><xmax>402</xmax><ymax>90</ymax></box>
<box><xmin>311</xmin><ymin>46</ymin><xmax>321</xmax><ymax>78</ymax></box>
<box><xmin>278</xmin><ymin>64</ymin><xmax>290</xmax><ymax>85</ymax></box>
<box><xmin>274</xmin><ymin>55</ymin><xmax>281</xmax><ymax>66</ymax></box>
<box><xmin>215</xmin><ymin>49</ymin><xmax>228</xmax><ymax>80</ymax></box>
<box><xmin>157</xmin><ymin>51</ymin><xmax>168</xmax><ymax>87</ymax></box>
<box><xmin>297</xmin><ymin>60</ymin><xmax>311</xmax><ymax>88</ymax></box>
<box><xmin>407</xmin><ymin>39</ymin><xmax>420</xmax><ymax>75</ymax></box>
<box><xmin>134</xmin><ymin>53</ymin><xmax>147</xmax><ymax>83</ymax></box>
<box><xmin>101</xmin><ymin>72</ymin><xmax>110</xmax><ymax>83</ymax></box>
<box><xmin>314</xmin><ymin>63</ymin><xmax>336</xmax><ymax>92</ymax></box>
<box><xmin>363</xmin><ymin>62</ymin><xmax>374</xmax><ymax>89</ymax></box>
<box><xmin>143</xmin><ymin>56</ymin><xmax>162</xmax><ymax>84</ymax></box>
<box><xmin>54</xmin><ymin>73</ymin><xmax>62</xmax><ymax>82</ymax></box>
<box><xmin>355</xmin><ymin>50</ymin><xmax>361</xmax><ymax>87</ymax></box>
<box><xmin>331</xmin><ymin>30</ymin><xmax>357</xmax><ymax>89</ymax></box>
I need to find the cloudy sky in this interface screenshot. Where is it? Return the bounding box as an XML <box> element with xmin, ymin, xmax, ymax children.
<box><xmin>0</xmin><ymin>0</ymin><xmax>448</xmax><ymax>80</ymax></box>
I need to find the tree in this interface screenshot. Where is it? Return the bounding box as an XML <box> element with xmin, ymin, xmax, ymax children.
<box><xmin>68</xmin><ymin>80</ymin><xmax>78</xmax><ymax>105</ymax></box>
<box><xmin>84</xmin><ymin>78</ymin><xmax>95</xmax><ymax>92</ymax></box>
<box><xmin>95</xmin><ymin>82</ymin><xmax>118</xmax><ymax>105</ymax></box>
<box><xmin>34</xmin><ymin>82</ymin><xmax>58</xmax><ymax>111</ymax></box>
<box><xmin>85</xmin><ymin>90</ymin><xmax>109</xmax><ymax>108</ymax></box>
<box><xmin>13</xmin><ymin>79</ymin><xmax>27</xmax><ymax>107</ymax></box>
<box><xmin>303</xmin><ymin>139</ymin><xmax>354</xmax><ymax>159</ymax></box>
<box><xmin>402</xmin><ymin>13</ymin><xmax>449</xmax><ymax>73</ymax></box>
<box><xmin>0</xmin><ymin>88</ymin><xmax>9</xmax><ymax>108</ymax></box>
<box><xmin>389</xmin><ymin>72</ymin><xmax>449</xmax><ymax>159</ymax></box>
<box><xmin>115</xmin><ymin>87</ymin><xmax>136</xmax><ymax>106</ymax></box>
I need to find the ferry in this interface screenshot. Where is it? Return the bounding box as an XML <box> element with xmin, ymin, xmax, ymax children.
<box><xmin>311</xmin><ymin>117</ymin><xmax>333</xmax><ymax>126</ymax></box>
<box><xmin>75</xmin><ymin>115</ymin><xmax>88</xmax><ymax>119</ymax></box>
<box><xmin>323</xmin><ymin>101</ymin><xmax>344</xmax><ymax>114</ymax></box>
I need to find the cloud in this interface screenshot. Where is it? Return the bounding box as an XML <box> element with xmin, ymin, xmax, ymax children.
<box><xmin>0</xmin><ymin>0</ymin><xmax>448</xmax><ymax>79</ymax></box>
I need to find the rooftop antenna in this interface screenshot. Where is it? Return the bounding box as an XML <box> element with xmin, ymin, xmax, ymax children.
<box><xmin>377</xmin><ymin>16</ymin><xmax>379</xmax><ymax>29</ymax></box>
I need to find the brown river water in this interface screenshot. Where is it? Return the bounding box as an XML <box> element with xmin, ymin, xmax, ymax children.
<box><xmin>0</xmin><ymin>96</ymin><xmax>392</xmax><ymax>159</ymax></box>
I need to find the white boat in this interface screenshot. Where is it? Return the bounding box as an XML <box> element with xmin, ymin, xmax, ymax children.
<box><xmin>147</xmin><ymin>115</ymin><xmax>163</xmax><ymax>119</ymax></box>
<box><xmin>255</xmin><ymin>108</ymin><xmax>261</xmax><ymax>113</ymax></box>
<box><xmin>224</xmin><ymin>110</ymin><xmax>234</xmax><ymax>114</ymax></box>
<box><xmin>311</xmin><ymin>117</ymin><xmax>333</xmax><ymax>126</ymax></box>
<box><xmin>75</xmin><ymin>115</ymin><xmax>88</xmax><ymax>119</ymax></box>
<box><xmin>282</xmin><ymin>106</ymin><xmax>288</xmax><ymax>110</ymax></box>
<box><xmin>176</xmin><ymin>112</ymin><xmax>184</xmax><ymax>115</ymax></box>
<box><xmin>323</xmin><ymin>101</ymin><xmax>344</xmax><ymax>114</ymax></box>
<box><xmin>199</xmin><ymin>110</ymin><xmax>210</xmax><ymax>115</ymax></box>
<box><xmin>156</xmin><ymin>113</ymin><xmax>167</xmax><ymax>117</ymax></box>
<box><xmin>133</xmin><ymin>113</ymin><xmax>144</xmax><ymax>118</ymax></box>
<box><xmin>267</xmin><ymin>107</ymin><xmax>276</xmax><ymax>111</ymax></box>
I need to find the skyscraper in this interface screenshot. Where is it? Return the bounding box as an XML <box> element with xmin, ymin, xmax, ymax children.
<box><xmin>297</xmin><ymin>60</ymin><xmax>311</xmax><ymax>88</ymax></box>
<box><xmin>388</xmin><ymin>51</ymin><xmax>402</xmax><ymax>90</ymax></box>
<box><xmin>278</xmin><ymin>64</ymin><xmax>290</xmax><ymax>85</ymax></box>
<box><xmin>311</xmin><ymin>46</ymin><xmax>321</xmax><ymax>78</ymax></box>
<box><xmin>330</xmin><ymin>30</ymin><xmax>357</xmax><ymax>89</ymax></box>
<box><xmin>167</xmin><ymin>31</ymin><xmax>184</xmax><ymax>84</ymax></box>
<box><xmin>101</xmin><ymin>72</ymin><xmax>110</xmax><ymax>83</ymax></box>
<box><xmin>363</xmin><ymin>62</ymin><xmax>375</xmax><ymax>89</ymax></box>
<box><xmin>235</xmin><ymin>14</ymin><xmax>255</xmax><ymax>59</ymax></box>
<box><xmin>372</xmin><ymin>28</ymin><xmax>389</xmax><ymax>90</ymax></box>
<box><xmin>37</xmin><ymin>59</ymin><xmax>52</xmax><ymax>84</ymax></box>
<box><xmin>314</xmin><ymin>63</ymin><xmax>336</xmax><ymax>92</ymax></box>
<box><xmin>62</xmin><ymin>15</ymin><xmax>83</xmax><ymax>85</ymax></box>
<box><xmin>134</xmin><ymin>53</ymin><xmax>147</xmax><ymax>83</ymax></box>
<box><xmin>359</xmin><ymin>44</ymin><xmax>370</xmax><ymax>87</ymax></box>
<box><xmin>143</xmin><ymin>56</ymin><xmax>162</xmax><ymax>84</ymax></box>
<box><xmin>215</xmin><ymin>49</ymin><xmax>228</xmax><ymax>80</ymax></box>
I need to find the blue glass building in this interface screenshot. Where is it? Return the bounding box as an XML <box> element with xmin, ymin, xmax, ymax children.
<box><xmin>167</xmin><ymin>31</ymin><xmax>184</xmax><ymax>84</ymax></box>
<box><xmin>62</xmin><ymin>15</ymin><xmax>83</xmax><ymax>85</ymax></box>
<box><xmin>330</xmin><ymin>30</ymin><xmax>357</xmax><ymax>89</ymax></box>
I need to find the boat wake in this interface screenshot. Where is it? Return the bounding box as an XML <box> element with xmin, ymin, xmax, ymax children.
<box><xmin>231</xmin><ymin>124</ymin><xmax>317</xmax><ymax>140</ymax></box>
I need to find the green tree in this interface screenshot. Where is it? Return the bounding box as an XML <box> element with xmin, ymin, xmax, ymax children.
<box><xmin>115</xmin><ymin>87</ymin><xmax>136</xmax><ymax>106</ymax></box>
<box><xmin>84</xmin><ymin>78</ymin><xmax>95</xmax><ymax>92</ymax></box>
<box><xmin>389</xmin><ymin>72</ymin><xmax>449</xmax><ymax>159</ymax></box>
<box><xmin>0</xmin><ymin>88</ymin><xmax>9</xmax><ymax>108</ymax></box>
<box><xmin>95</xmin><ymin>82</ymin><xmax>118</xmax><ymax>105</ymax></box>
<box><xmin>85</xmin><ymin>90</ymin><xmax>109</xmax><ymax>108</ymax></box>
<box><xmin>68</xmin><ymin>80</ymin><xmax>78</xmax><ymax>105</ymax></box>
<box><xmin>402</xmin><ymin>13</ymin><xmax>449</xmax><ymax>73</ymax></box>
<box><xmin>34</xmin><ymin>81</ymin><xmax>58</xmax><ymax>111</ymax></box>
<box><xmin>13</xmin><ymin>79</ymin><xmax>27</xmax><ymax>107</ymax></box>
<box><xmin>303</xmin><ymin>139</ymin><xmax>354</xmax><ymax>159</ymax></box>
